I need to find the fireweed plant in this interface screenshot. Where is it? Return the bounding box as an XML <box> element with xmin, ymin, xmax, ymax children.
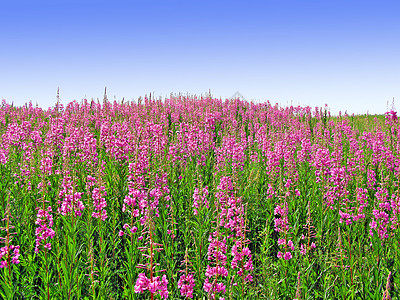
<box><xmin>0</xmin><ymin>97</ymin><xmax>399</xmax><ymax>299</ymax></box>
<box><xmin>0</xmin><ymin>199</ymin><xmax>21</xmax><ymax>299</ymax></box>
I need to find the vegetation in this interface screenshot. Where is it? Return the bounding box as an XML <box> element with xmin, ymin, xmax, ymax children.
<box><xmin>0</xmin><ymin>96</ymin><xmax>398</xmax><ymax>299</ymax></box>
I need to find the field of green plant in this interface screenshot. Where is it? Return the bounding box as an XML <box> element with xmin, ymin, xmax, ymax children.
<box><xmin>0</xmin><ymin>97</ymin><xmax>399</xmax><ymax>299</ymax></box>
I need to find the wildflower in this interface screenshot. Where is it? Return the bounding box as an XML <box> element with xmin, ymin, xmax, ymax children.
<box><xmin>134</xmin><ymin>273</ymin><xmax>169</xmax><ymax>299</ymax></box>
<box><xmin>0</xmin><ymin>245</ymin><xmax>20</xmax><ymax>268</ymax></box>
<box><xmin>35</xmin><ymin>206</ymin><xmax>55</xmax><ymax>253</ymax></box>
<box><xmin>178</xmin><ymin>274</ymin><xmax>195</xmax><ymax>298</ymax></box>
<box><xmin>284</xmin><ymin>252</ymin><xmax>292</xmax><ymax>260</ymax></box>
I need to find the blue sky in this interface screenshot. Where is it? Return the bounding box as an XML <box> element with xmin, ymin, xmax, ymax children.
<box><xmin>1</xmin><ymin>0</ymin><xmax>399</xmax><ymax>114</ymax></box>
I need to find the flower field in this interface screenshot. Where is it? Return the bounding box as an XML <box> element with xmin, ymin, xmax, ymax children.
<box><xmin>0</xmin><ymin>96</ymin><xmax>399</xmax><ymax>299</ymax></box>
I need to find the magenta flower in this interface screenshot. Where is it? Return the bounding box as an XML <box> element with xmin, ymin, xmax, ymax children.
<box><xmin>134</xmin><ymin>273</ymin><xmax>169</xmax><ymax>299</ymax></box>
<box><xmin>0</xmin><ymin>245</ymin><xmax>20</xmax><ymax>268</ymax></box>
<box><xmin>178</xmin><ymin>274</ymin><xmax>195</xmax><ymax>298</ymax></box>
<box><xmin>192</xmin><ymin>186</ymin><xmax>209</xmax><ymax>215</ymax></box>
<box><xmin>58</xmin><ymin>175</ymin><xmax>85</xmax><ymax>217</ymax></box>
<box><xmin>284</xmin><ymin>252</ymin><xmax>292</xmax><ymax>260</ymax></box>
<box><xmin>35</xmin><ymin>206</ymin><xmax>55</xmax><ymax>253</ymax></box>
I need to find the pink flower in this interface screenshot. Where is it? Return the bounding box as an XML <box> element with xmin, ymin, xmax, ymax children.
<box><xmin>35</xmin><ymin>206</ymin><xmax>55</xmax><ymax>253</ymax></box>
<box><xmin>300</xmin><ymin>244</ymin><xmax>306</xmax><ymax>255</ymax></box>
<box><xmin>287</xmin><ymin>240</ymin><xmax>294</xmax><ymax>251</ymax></box>
<box><xmin>278</xmin><ymin>238</ymin><xmax>286</xmax><ymax>245</ymax></box>
<box><xmin>203</xmin><ymin>278</ymin><xmax>213</xmax><ymax>293</ymax></box>
<box><xmin>134</xmin><ymin>273</ymin><xmax>150</xmax><ymax>293</ymax></box>
<box><xmin>0</xmin><ymin>245</ymin><xmax>20</xmax><ymax>267</ymax></box>
<box><xmin>284</xmin><ymin>252</ymin><xmax>292</xmax><ymax>260</ymax></box>
<box><xmin>178</xmin><ymin>274</ymin><xmax>195</xmax><ymax>298</ymax></box>
<box><xmin>134</xmin><ymin>273</ymin><xmax>169</xmax><ymax>299</ymax></box>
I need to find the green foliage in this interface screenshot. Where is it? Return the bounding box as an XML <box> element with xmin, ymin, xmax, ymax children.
<box><xmin>0</xmin><ymin>101</ymin><xmax>398</xmax><ymax>299</ymax></box>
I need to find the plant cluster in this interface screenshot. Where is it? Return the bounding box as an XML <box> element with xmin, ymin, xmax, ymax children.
<box><xmin>0</xmin><ymin>97</ymin><xmax>398</xmax><ymax>299</ymax></box>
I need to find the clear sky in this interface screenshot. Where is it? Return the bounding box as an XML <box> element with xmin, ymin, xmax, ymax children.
<box><xmin>1</xmin><ymin>0</ymin><xmax>399</xmax><ymax>114</ymax></box>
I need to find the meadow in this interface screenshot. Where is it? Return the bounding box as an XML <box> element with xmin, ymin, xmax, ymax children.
<box><xmin>0</xmin><ymin>96</ymin><xmax>399</xmax><ymax>299</ymax></box>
